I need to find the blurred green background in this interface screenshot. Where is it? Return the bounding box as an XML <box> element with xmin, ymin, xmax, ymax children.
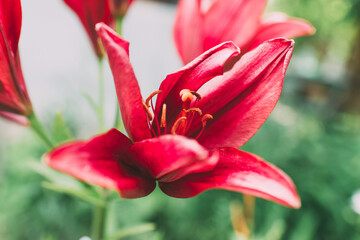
<box><xmin>1</xmin><ymin>0</ymin><xmax>360</xmax><ymax>239</ymax></box>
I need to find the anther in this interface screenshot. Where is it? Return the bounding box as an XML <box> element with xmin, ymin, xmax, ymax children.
<box><xmin>201</xmin><ymin>114</ymin><xmax>213</xmax><ymax>127</ymax></box>
<box><xmin>142</xmin><ymin>99</ymin><xmax>153</xmax><ymax>120</ymax></box>
<box><xmin>190</xmin><ymin>91</ymin><xmax>202</xmax><ymax>101</ymax></box>
<box><xmin>183</xmin><ymin>107</ymin><xmax>202</xmax><ymax>116</ymax></box>
<box><xmin>195</xmin><ymin>114</ymin><xmax>214</xmax><ymax>140</ymax></box>
<box><xmin>160</xmin><ymin>104</ymin><xmax>167</xmax><ymax>128</ymax></box>
<box><xmin>145</xmin><ymin>90</ymin><xmax>162</xmax><ymax>107</ymax></box>
<box><xmin>171</xmin><ymin>117</ymin><xmax>187</xmax><ymax>135</ymax></box>
<box><xmin>179</xmin><ymin>89</ymin><xmax>194</xmax><ymax>102</ymax></box>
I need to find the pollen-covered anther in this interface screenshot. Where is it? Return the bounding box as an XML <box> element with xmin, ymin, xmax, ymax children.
<box><xmin>190</xmin><ymin>91</ymin><xmax>202</xmax><ymax>101</ymax></box>
<box><xmin>160</xmin><ymin>104</ymin><xmax>167</xmax><ymax>128</ymax></box>
<box><xmin>179</xmin><ymin>89</ymin><xmax>202</xmax><ymax>102</ymax></box>
<box><xmin>142</xmin><ymin>99</ymin><xmax>153</xmax><ymax>120</ymax></box>
<box><xmin>183</xmin><ymin>107</ymin><xmax>202</xmax><ymax>116</ymax></box>
<box><xmin>179</xmin><ymin>89</ymin><xmax>194</xmax><ymax>102</ymax></box>
<box><xmin>171</xmin><ymin>117</ymin><xmax>187</xmax><ymax>135</ymax></box>
<box><xmin>201</xmin><ymin>114</ymin><xmax>213</xmax><ymax>127</ymax></box>
<box><xmin>145</xmin><ymin>90</ymin><xmax>162</xmax><ymax>107</ymax></box>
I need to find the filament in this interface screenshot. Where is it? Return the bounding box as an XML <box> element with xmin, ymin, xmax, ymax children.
<box><xmin>171</xmin><ymin>117</ymin><xmax>187</xmax><ymax>135</ymax></box>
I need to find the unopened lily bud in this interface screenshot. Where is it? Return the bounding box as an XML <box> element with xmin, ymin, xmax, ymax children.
<box><xmin>0</xmin><ymin>0</ymin><xmax>33</xmax><ymax>125</ymax></box>
<box><xmin>109</xmin><ymin>0</ymin><xmax>134</xmax><ymax>18</ymax></box>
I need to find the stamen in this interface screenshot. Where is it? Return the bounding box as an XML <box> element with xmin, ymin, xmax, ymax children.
<box><xmin>201</xmin><ymin>114</ymin><xmax>213</xmax><ymax>127</ymax></box>
<box><xmin>150</xmin><ymin>98</ymin><xmax>161</xmax><ymax>137</ymax></box>
<box><xmin>195</xmin><ymin>114</ymin><xmax>213</xmax><ymax>140</ymax></box>
<box><xmin>160</xmin><ymin>104</ymin><xmax>167</xmax><ymax>128</ymax></box>
<box><xmin>190</xmin><ymin>91</ymin><xmax>202</xmax><ymax>101</ymax></box>
<box><xmin>171</xmin><ymin>117</ymin><xmax>187</xmax><ymax>135</ymax></box>
<box><xmin>142</xmin><ymin>99</ymin><xmax>153</xmax><ymax>120</ymax></box>
<box><xmin>145</xmin><ymin>90</ymin><xmax>162</xmax><ymax>107</ymax></box>
<box><xmin>183</xmin><ymin>107</ymin><xmax>202</xmax><ymax>116</ymax></box>
<box><xmin>179</xmin><ymin>89</ymin><xmax>194</xmax><ymax>102</ymax></box>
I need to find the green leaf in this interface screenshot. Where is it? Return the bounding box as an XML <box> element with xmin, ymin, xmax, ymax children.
<box><xmin>30</xmin><ymin>161</ymin><xmax>105</xmax><ymax>206</ymax></box>
<box><xmin>29</xmin><ymin>161</ymin><xmax>82</xmax><ymax>189</ymax></box>
<box><xmin>42</xmin><ymin>182</ymin><xmax>105</xmax><ymax>207</ymax></box>
<box><xmin>82</xmin><ymin>91</ymin><xmax>99</xmax><ymax>113</ymax></box>
<box><xmin>52</xmin><ymin>111</ymin><xmax>73</xmax><ymax>143</ymax></box>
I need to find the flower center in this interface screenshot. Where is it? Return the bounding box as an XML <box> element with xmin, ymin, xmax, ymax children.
<box><xmin>142</xmin><ymin>89</ymin><xmax>213</xmax><ymax>139</ymax></box>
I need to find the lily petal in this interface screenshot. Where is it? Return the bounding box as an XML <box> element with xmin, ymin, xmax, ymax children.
<box><xmin>155</xmin><ymin>41</ymin><xmax>240</xmax><ymax>128</ymax></box>
<box><xmin>203</xmin><ymin>0</ymin><xmax>267</xmax><ymax>51</ymax></box>
<box><xmin>173</xmin><ymin>0</ymin><xmax>204</xmax><ymax>64</ymax></box>
<box><xmin>128</xmin><ymin>134</ymin><xmax>219</xmax><ymax>182</ymax></box>
<box><xmin>160</xmin><ymin>148</ymin><xmax>300</xmax><ymax>208</ymax></box>
<box><xmin>247</xmin><ymin>12</ymin><xmax>315</xmax><ymax>51</ymax></box>
<box><xmin>43</xmin><ymin>129</ymin><xmax>156</xmax><ymax>198</ymax></box>
<box><xmin>0</xmin><ymin>0</ymin><xmax>21</xmax><ymax>54</ymax></box>
<box><xmin>0</xmin><ymin>111</ymin><xmax>29</xmax><ymax>125</ymax></box>
<box><xmin>96</xmin><ymin>23</ymin><xmax>152</xmax><ymax>142</ymax></box>
<box><xmin>0</xmin><ymin>0</ymin><xmax>32</xmax><ymax>116</ymax></box>
<box><xmin>64</xmin><ymin>0</ymin><xmax>113</xmax><ymax>58</ymax></box>
<box><xmin>191</xmin><ymin>38</ymin><xmax>294</xmax><ymax>149</ymax></box>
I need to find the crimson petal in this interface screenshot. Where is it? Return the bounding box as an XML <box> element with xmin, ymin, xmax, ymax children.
<box><xmin>43</xmin><ymin>129</ymin><xmax>156</xmax><ymax>198</ymax></box>
<box><xmin>96</xmin><ymin>23</ymin><xmax>152</xmax><ymax>142</ymax></box>
<box><xmin>0</xmin><ymin>111</ymin><xmax>29</xmax><ymax>125</ymax></box>
<box><xmin>0</xmin><ymin>0</ymin><xmax>21</xmax><ymax>54</ymax></box>
<box><xmin>63</xmin><ymin>0</ymin><xmax>113</xmax><ymax>58</ymax></box>
<box><xmin>128</xmin><ymin>134</ymin><xmax>219</xmax><ymax>182</ymax></box>
<box><xmin>203</xmin><ymin>0</ymin><xmax>266</xmax><ymax>51</ymax></box>
<box><xmin>160</xmin><ymin>148</ymin><xmax>300</xmax><ymax>208</ymax></box>
<box><xmin>191</xmin><ymin>38</ymin><xmax>294</xmax><ymax>149</ymax></box>
<box><xmin>0</xmin><ymin>0</ymin><xmax>32</xmax><ymax>117</ymax></box>
<box><xmin>247</xmin><ymin>13</ymin><xmax>315</xmax><ymax>52</ymax></box>
<box><xmin>155</xmin><ymin>41</ymin><xmax>240</xmax><ymax>128</ymax></box>
<box><xmin>173</xmin><ymin>0</ymin><xmax>204</xmax><ymax>64</ymax></box>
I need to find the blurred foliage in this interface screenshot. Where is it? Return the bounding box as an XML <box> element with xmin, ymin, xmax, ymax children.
<box><xmin>269</xmin><ymin>0</ymin><xmax>356</xmax><ymax>61</ymax></box>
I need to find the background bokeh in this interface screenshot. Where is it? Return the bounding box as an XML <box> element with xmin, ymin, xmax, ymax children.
<box><xmin>1</xmin><ymin>0</ymin><xmax>360</xmax><ymax>239</ymax></box>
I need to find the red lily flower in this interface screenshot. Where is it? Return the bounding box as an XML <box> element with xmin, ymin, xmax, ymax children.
<box><xmin>174</xmin><ymin>0</ymin><xmax>315</xmax><ymax>64</ymax></box>
<box><xmin>63</xmin><ymin>0</ymin><xmax>114</xmax><ymax>58</ymax></box>
<box><xmin>0</xmin><ymin>0</ymin><xmax>32</xmax><ymax>124</ymax></box>
<box><xmin>44</xmin><ymin>23</ymin><xmax>300</xmax><ymax>208</ymax></box>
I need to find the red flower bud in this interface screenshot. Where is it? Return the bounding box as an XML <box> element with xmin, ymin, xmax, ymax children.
<box><xmin>0</xmin><ymin>0</ymin><xmax>33</xmax><ymax>124</ymax></box>
<box><xmin>63</xmin><ymin>0</ymin><xmax>114</xmax><ymax>58</ymax></box>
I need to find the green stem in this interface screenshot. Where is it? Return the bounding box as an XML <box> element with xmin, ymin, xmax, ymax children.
<box><xmin>91</xmin><ymin>189</ymin><xmax>108</xmax><ymax>240</ymax></box>
<box><xmin>27</xmin><ymin>112</ymin><xmax>54</xmax><ymax>149</ymax></box>
<box><xmin>113</xmin><ymin>104</ymin><xmax>122</xmax><ymax>130</ymax></box>
<box><xmin>113</xmin><ymin>16</ymin><xmax>124</xmax><ymax>131</ymax></box>
<box><xmin>115</xmin><ymin>17</ymin><xmax>123</xmax><ymax>35</ymax></box>
<box><xmin>98</xmin><ymin>58</ymin><xmax>105</xmax><ymax>132</ymax></box>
